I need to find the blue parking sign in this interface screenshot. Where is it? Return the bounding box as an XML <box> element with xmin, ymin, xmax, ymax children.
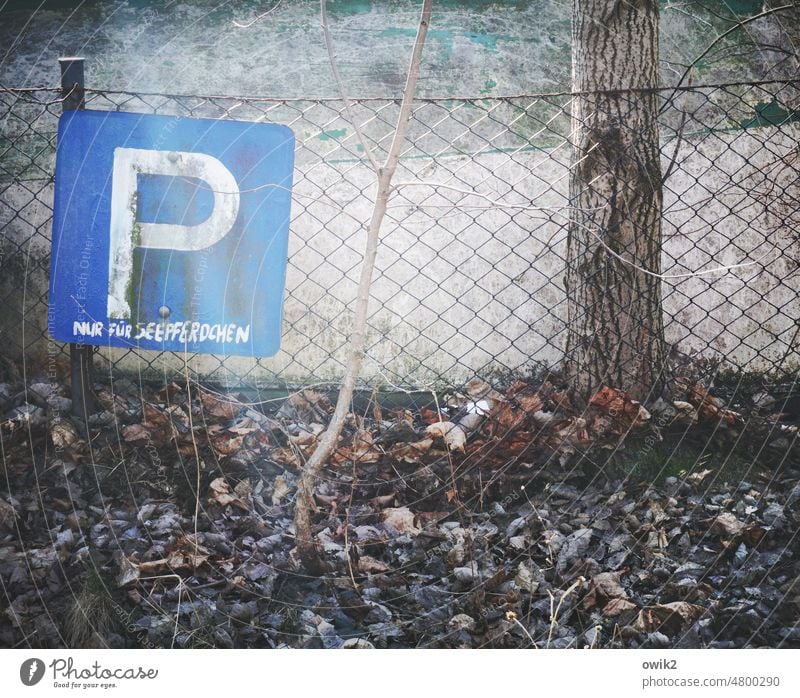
<box><xmin>49</xmin><ymin>110</ymin><xmax>295</xmax><ymax>356</ymax></box>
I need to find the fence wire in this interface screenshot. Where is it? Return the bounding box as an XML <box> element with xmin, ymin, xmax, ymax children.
<box><xmin>1</xmin><ymin>79</ymin><xmax>798</xmax><ymax>391</ymax></box>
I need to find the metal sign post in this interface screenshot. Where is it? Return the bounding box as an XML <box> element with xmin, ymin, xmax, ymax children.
<box><xmin>58</xmin><ymin>57</ymin><xmax>95</xmax><ymax>426</ymax></box>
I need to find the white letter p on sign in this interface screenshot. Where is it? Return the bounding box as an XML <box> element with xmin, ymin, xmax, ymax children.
<box><xmin>107</xmin><ymin>147</ymin><xmax>240</xmax><ymax>320</ymax></box>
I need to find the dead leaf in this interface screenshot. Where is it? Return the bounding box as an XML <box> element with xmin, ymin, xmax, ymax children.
<box><xmin>234</xmin><ymin>478</ymin><xmax>252</xmax><ymax>501</ymax></box>
<box><xmin>117</xmin><ymin>556</ymin><xmax>140</xmax><ymax>587</ymax></box>
<box><xmin>208</xmin><ymin>477</ymin><xmax>249</xmax><ymax>511</ymax></box>
<box><xmin>425</xmin><ymin>421</ymin><xmax>467</xmax><ymax>453</ymax></box>
<box><xmin>199</xmin><ymin>389</ymin><xmax>239</xmax><ymax>420</ymax></box>
<box><xmin>631</xmin><ymin>601</ymin><xmax>706</xmax><ymax>635</ymax></box>
<box><xmin>389</xmin><ymin>438</ymin><xmax>433</xmax><ymax>463</ymax></box>
<box><xmin>342</xmin><ymin>638</ymin><xmax>375</xmax><ymax>649</ymax></box>
<box><xmin>269</xmin><ymin>447</ymin><xmax>301</xmax><ymax>468</ymax></box>
<box><xmin>210</xmin><ymin>430</ymin><xmax>245</xmax><ymax>457</ymax></box>
<box><xmin>515</xmin><ymin>562</ymin><xmax>540</xmax><ymax>593</ymax></box>
<box><xmin>121</xmin><ymin>423</ymin><xmax>151</xmax><ymax>446</ymax></box>
<box><xmin>271</xmin><ymin>474</ymin><xmax>291</xmax><ymax>505</ymax></box>
<box><xmin>154</xmin><ymin>381</ymin><xmax>183</xmax><ymax>402</ymax></box>
<box><xmin>277</xmin><ymin>390</ymin><xmax>331</xmax><ymax>423</ymax></box>
<box><xmin>289</xmin><ymin>424</ymin><xmax>323</xmax><ymax>448</ymax></box>
<box><xmin>602</xmin><ymin>597</ymin><xmax>638</xmax><ymax>617</ymax></box>
<box><xmin>465</xmin><ymin>378</ymin><xmax>506</xmax><ymax>404</ymax></box>
<box><xmin>589</xmin><ymin>386</ymin><xmax>651</xmax><ymax>433</ymax></box>
<box><xmin>710</xmin><ymin>512</ymin><xmax>744</xmax><ymax>538</ymax></box>
<box><xmin>420</xmin><ymin>407</ymin><xmax>444</xmax><ymax>425</ymax></box>
<box><xmin>138</xmin><ymin>536</ymin><xmax>211</xmax><ymax>575</ymax></box>
<box><xmin>49</xmin><ymin>416</ymin><xmax>80</xmax><ymax>450</ymax></box>
<box><xmin>741</xmin><ymin>521</ymin><xmax>764</xmax><ymax>546</ymax></box>
<box><xmin>686</xmin><ymin>383</ymin><xmax>721</xmax><ymax>418</ymax></box>
<box><xmin>370</xmin><ymin>493</ymin><xmax>395</xmax><ymax>507</ymax></box>
<box><xmin>548</xmin><ymin>416</ymin><xmax>591</xmax><ymax>451</ymax></box>
<box><xmin>381</xmin><ymin>507</ymin><xmax>420</xmax><ymax>535</ymax></box>
<box><xmin>672</xmin><ymin>400</ymin><xmax>699</xmax><ymax>424</ymax></box>
<box><xmin>0</xmin><ymin>498</ymin><xmax>17</xmax><ymax>531</ymax></box>
<box><xmin>350</xmin><ymin>428</ymin><xmax>381</xmax><ymax>463</ymax></box>
<box><xmin>164</xmin><ymin>404</ymin><xmax>189</xmax><ymax>432</ymax></box>
<box><xmin>357</xmin><ymin>555</ymin><xmax>390</xmax><ymax>574</ymax></box>
<box><xmin>584</xmin><ymin>571</ymin><xmax>627</xmax><ymax>610</ymax></box>
<box><xmin>687</xmin><ymin>468</ymin><xmax>713</xmax><ymax>486</ymax></box>
<box><xmin>139</xmin><ymin>402</ymin><xmax>174</xmax><ymax>445</ymax></box>
<box><xmin>142</xmin><ymin>402</ymin><xmax>170</xmax><ymax>429</ymax></box>
<box><xmin>489</xmin><ymin>383</ymin><xmax>543</xmax><ymax>434</ymax></box>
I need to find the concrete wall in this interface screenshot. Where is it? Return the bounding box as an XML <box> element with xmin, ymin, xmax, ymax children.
<box><xmin>2</xmin><ymin>108</ymin><xmax>798</xmax><ymax>385</ymax></box>
<box><xmin>0</xmin><ymin>1</ymin><xmax>790</xmax><ymax>97</ymax></box>
<box><xmin>1</xmin><ymin>1</ymin><xmax>798</xmax><ymax>385</ymax></box>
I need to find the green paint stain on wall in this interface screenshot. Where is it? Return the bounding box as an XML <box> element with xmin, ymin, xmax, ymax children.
<box><xmin>381</xmin><ymin>27</ymin><xmax>454</xmax><ymax>57</ymax></box>
<box><xmin>318</xmin><ymin>128</ymin><xmax>348</xmax><ymax>141</ymax></box>
<box><xmin>722</xmin><ymin>0</ymin><xmax>764</xmax><ymax>14</ymax></box>
<box><xmin>741</xmin><ymin>100</ymin><xmax>800</xmax><ymax>128</ymax></box>
<box><xmin>464</xmin><ymin>32</ymin><xmax>498</xmax><ymax>50</ymax></box>
<box><xmin>328</xmin><ymin>0</ymin><xmax>374</xmax><ymax>15</ymax></box>
<box><xmin>481</xmin><ymin>78</ymin><xmax>497</xmax><ymax>94</ymax></box>
<box><xmin>380</xmin><ymin>26</ymin><xmax>506</xmax><ymax>57</ymax></box>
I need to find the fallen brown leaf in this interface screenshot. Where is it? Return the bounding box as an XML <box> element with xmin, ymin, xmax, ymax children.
<box><xmin>584</xmin><ymin>571</ymin><xmax>627</xmax><ymax>610</ymax></box>
<box><xmin>199</xmin><ymin>389</ymin><xmax>240</xmax><ymax>420</ymax></box>
<box><xmin>426</xmin><ymin>421</ymin><xmax>467</xmax><ymax>453</ymax></box>
<box><xmin>358</xmin><ymin>555</ymin><xmax>390</xmax><ymax>574</ymax></box>
<box><xmin>602</xmin><ymin>597</ymin><xmax>638</xmax><ymax>617</ymax></box>
<box><xmin>208</xmin><ymin>477</ymin><xmax>249</xmax><ymax>511</ymax></box>
<box><xmin>271</xmin><ymin>474</ymin><xmax>291</xmax><ymax>505</ymax></box>
<box><xmin>389</xmin><ymin>438</ymin><xmax>433</xmax><ymax>463</ymax></box>
<box><xmin>631</xmin><ymin>601</ymin><xmax>706</xmax><ymax>635</ymax></box>
<box><xmin>710</xmin><ymin>512</ymin><xmax>744</xmax><ymax>538</ymax></box>
<box><xmin>381</xmin><ymin>507</ymin><xmax>420</xmax><ymax>535</ymax></box>
<box><xmin>121</xmin><ymin>423</ymin><xmax>151</xmax><ymax>446</ymax></box>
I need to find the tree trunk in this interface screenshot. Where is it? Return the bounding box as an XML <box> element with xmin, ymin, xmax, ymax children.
<box><xmin>564</xmin><ymin>0</ymin><xmax>665</xmax><ymax>402</ymax></box>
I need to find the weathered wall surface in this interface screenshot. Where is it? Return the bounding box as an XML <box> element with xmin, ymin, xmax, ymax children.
<box><xmin>2</xmin><ymin>1</ymin><xmax>797</xmax><ymax>385</ymax></box>
<box><xmin>0</xmin><ymin>1</ymin><xmax>787</xmax><ymax>97</ymax></box>
<box><xmin>3</xmin><ymin>116</ymin><xmax>798</xmax><ymax>385</ymax></box>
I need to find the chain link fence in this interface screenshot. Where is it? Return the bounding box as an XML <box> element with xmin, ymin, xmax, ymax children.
<box><xmin>1</xmin><ymin>78</ymin><xmax>798</xmax><ymax>391</ymax></box>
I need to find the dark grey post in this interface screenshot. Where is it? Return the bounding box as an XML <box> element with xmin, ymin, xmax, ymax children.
<box><xmin>59</xmin><ymin>57</ymin><xmax>95</xmax><ymax>426</ymax></box>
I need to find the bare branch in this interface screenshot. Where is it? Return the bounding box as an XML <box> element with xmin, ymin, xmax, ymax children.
<box><xmin>232</xmin><ymin>0</ymin><xmax>283</xmax><ymax>29</ymax></box>
<box><xmin>294</xmin><ymin>0</ymin><xmax>432</xmax><ymax>573</ymax></box>
<box><xmin>320</xmin><ymin>0</ymin><xmax>381</xmax><ymax>172</ymax></box>
<box><xmin>661</xmin><ymin>3</ymin><xmax>795</xmax><ymax>111</ymax></box>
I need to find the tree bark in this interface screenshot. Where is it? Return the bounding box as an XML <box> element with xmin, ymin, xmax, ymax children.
<box><xmin>564</xmin><ymin>0</ymin><xmax>665</xmax><ymax>402</ymax></box>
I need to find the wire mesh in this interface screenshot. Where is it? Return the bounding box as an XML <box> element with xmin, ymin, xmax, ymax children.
<box><xmin>1</xmin><ymin>79</ymin><xmax>798</xmax><ymax>391</ymax></box>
